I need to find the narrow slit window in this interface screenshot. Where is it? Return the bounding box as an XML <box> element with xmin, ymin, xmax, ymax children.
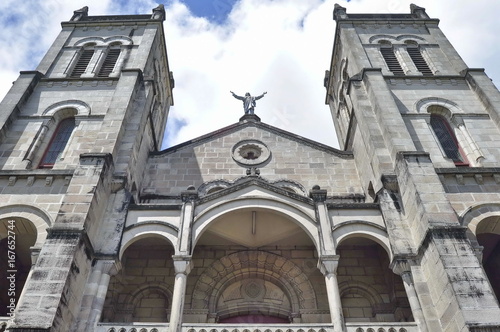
<box><xmin>430</xmin><ymin>114</ymin><xmax>468</xmax><ymax>165</ymax></box>
<box><xmin>70</xmin><ymin>49</ymin><xmax>94</xmax><ymax>78</ymax></box>
<box><xmin>39</xmin><ymin>118</ymin><xmax>76</xmax><ymax>168</ymax></box>
<box><xmin>407</xmin><ymin>45</ymin><xmax>433</xmax><ymax>75</ymax></box>
<box><xmin>380</xmin><ymin>45</ymin><xmax>404</xmax><ymax>75</ymax></box>
<box><xmin>98</xmin><ymin>48</ymin><xmax>121</xmax><ymax>77</ymax></box>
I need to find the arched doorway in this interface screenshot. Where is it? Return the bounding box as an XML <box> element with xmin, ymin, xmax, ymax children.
<box><xmin>337</xmin><ymin>237</ymin><xmax>413</xmax><ymax>322</ymax></box>
<box><xmin>101</xmin><ymin>236</ymin><xmax>174</xmax><ymax>323</ymax></box>
<box><xmin>189</xmin><ymin>207</ymin><xmax>327</xmax><ymax>324</ymax></box>
<box><xmin>475</xmin><ymin>216</ymin><xmax>500</xmax><ymax>300</ymax></box>
<box><xmin>0</xmin><ymin>218</ymin><xmax>37</xmax><ymax>316</ymax></box>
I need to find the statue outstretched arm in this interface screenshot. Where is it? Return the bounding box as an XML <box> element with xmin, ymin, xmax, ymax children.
<box><xmin>255</xmin><ymin>91</ymin><xmax>267</xmax><ymax>100</ymax></box>
<box><xmin>230</xmin><ymin>91</ymin><xmax>244</xmax><ymax>101</ymax></box>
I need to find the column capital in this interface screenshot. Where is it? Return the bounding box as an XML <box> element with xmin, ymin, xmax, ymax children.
<box><xmin>390</xmin><ymin>259</ymin><xmax>415</xmax><ymax>285</ymax></box>
<box><xmin>172</xmin><ymin>255</ymin><xmax>192</xmax><ymax>275</ymax></box>
<box><xmin>310</xmin><ymin>185</ymin><xmax>327</xmax><ymax>202</ymax></box>
<box><xmin>96</xmin><ymin>259</ymin><xmax>121</xmax><ymax>276</ymax></box>
<box><xmin>181</xmin><ymin>186</ymin><xmax>198</xmax><ymax>202</ymax></box>
<box><xmin>317</xmin><ymin>255</ymin><xmax>340</xmax><ymax>276</ymax></box>
<box><xmin>390</xmin><ymin>259</ymin><xmax>412</xmax><ymax>276</ymax></box>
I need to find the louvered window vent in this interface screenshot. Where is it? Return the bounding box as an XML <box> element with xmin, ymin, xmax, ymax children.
<box><xmin>380</xmin><ymin>47</ymin><xmax>404</xmax><ymax>75</ymax></box>
<box><xmin>70</xmin><ymin>50</ymin><xmax>94</xmax><ymax>78</ymax></box>
<box><xmin>407</xmin><ymin>47</ymin><xmax>433</xmax><ymax>75</ymax></box>
<box><xmin>98</xmin><ymin>49</ymin><xmax>121</xmax><ymax>77</ymax></box>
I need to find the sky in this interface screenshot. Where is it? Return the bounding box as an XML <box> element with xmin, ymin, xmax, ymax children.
<box><xmin>1</xmin><ymin>0</ymin><xmax>500</xmax><ymax>150</ymax></box>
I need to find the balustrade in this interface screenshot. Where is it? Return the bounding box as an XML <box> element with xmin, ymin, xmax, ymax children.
<box><xmin>96</xmin><ymin>322</ymin><xmax>419</xmax><ymax>332</ymax></box>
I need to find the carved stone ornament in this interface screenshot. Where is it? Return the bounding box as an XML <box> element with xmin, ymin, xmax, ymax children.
<box><xmin>232</xmin><ymin>139</ymin><xmax>271</xmax><ymax>166</ymax></box>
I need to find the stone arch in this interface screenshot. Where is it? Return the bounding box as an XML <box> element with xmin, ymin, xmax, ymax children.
<box><xmin>395</xmin><ymin>34</ymin><xmax>426</xmax><ymax>42</ymax></box>
<box><xmin>120</xmin><ymin>222</ymin><xmax>178</xmax><ymax>260</ymax></box>
<box><xmin>0</xmin><ymin>204</ymin><xmax>52</xmax><ymax>246</ymax></box>
<box><xmin>332</xmin><ymin>221</ymin><xmax>393</xmax><ymax>260</ymax></box>
<box><xmin>336</xmin><ymin>236</ymin><xmax>412</xmax><ymax>322</ymax></box>
<box><xmin>339</xmin><ymin>280</ymin><xmax>385</xmax><ymax>307</ymax></box>
<box><xmin>129</xmin><ymin>283</ymin><xmax>172</xmax><ymax>306</ymax></box>
<box><xmin>0</xmin><ymin>208</ymin><xmax>45</xmax><ymax>316</ymax></box>
<box><xmin>191</xmin><ymin>250</ymin><xmax>317</xmax><ymax>315</ymax></box>
<box><xmin>270</xmin><ymin>180</ymin><xmax>307</xmax><ymax>196</ymax></box>
<box><xmin>369</xmin><ymin>34</ymin><xmax>426</xmax><ymax>44</ymax></box>
<box><xmin>42</xmin><ymin>100</ymin><xmax>91</xmax><ymax>117</ymax></box>
<box><xmin>215</xmin><ymin>273</ymin><xmax>294</xmax><ymax>322</ymax></box>
<box><xmin>192</xmin><ymin>196</ymin><xmax>318</xmax><ymax>253</ymax></box>
<box><xmin>415</xmin><ymin>97</ymin><xmax>462</xmax><ymax>116</ymax></box>
<box><xmin>460</xmin><ymin>203</ymin><xmax>500</xmax><ymax>234</ymax></box>
<box><xmin>369</xmin><ymin>34</ymin><xmax>397</xmax><ymax>44</ymax></box>
<box><xmin>74</xmin><ymin>36</ymin><xmax>133</xmax><ymax>47</ymax></box>
<box><xmin>103</xmin><ymin>235</ymin><xmax>176</xmax><ymax>323</ymax></box>
<box><xmin>198</xmin><ymin>180</ymin><xmax>232</xmax><ymax>196</ymax></box>
<box><xmin>415</xmin><ymin>98</ymin><xmax>480</xmax><ymax>165</ymax></box>
<box><xmin>129</xmin><ymin>283</ymin><xmax>172</xmax><ymax>322</ymax></box>
<box><xmin>461</xmin><ymin>203</ymin><xmax>500</xmax><ymax>301</ymax></box>
<box><xmin>460</xmin><ymin>203</ymin><xmax>500</xmax><ymax>255</ymax></box>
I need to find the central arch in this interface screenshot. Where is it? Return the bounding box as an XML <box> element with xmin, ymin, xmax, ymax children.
<box><xmin>192</xmin><ymin>195</ymin><xmax>320</xmax><ymax>254</ymax></box>
<box><xmin>191</xmin><ymin>250</ymin><xmax>317</xmax><ymax>322</ymax></box>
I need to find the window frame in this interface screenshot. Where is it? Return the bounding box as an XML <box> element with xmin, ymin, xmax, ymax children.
<box><xmin>429</xmin><ymin>114</ymin><xmax>469</xmax><ymax>166</ymax></box>
<box><xmin>405</xmin><ymin>42</ymin><xmax>433</xmax><ymax>75</ymax></box>
<box><xmin>38</xmin><ymin>117</ymin><xmax>76</xmax><ymax>169</ymax></box>
<box><xmin>379</xmin><ymin>41</ymin><xmax>405</xmax><ymax>75</ymax></box>
<box><xmin>97</xmin><ymin>43</ymin><xmax>122</xmax><ymax>78</ymax></box>
<box><xmin>70</xmin><ymin>43</ymin><xmax>96</xmax><ymax>78</ymax></box>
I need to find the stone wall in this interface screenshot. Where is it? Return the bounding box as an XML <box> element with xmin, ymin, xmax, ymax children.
<box><xmin>144</xmin><ymin>123</ymin><xmax>362</xmax><ymax>197</ymax></box>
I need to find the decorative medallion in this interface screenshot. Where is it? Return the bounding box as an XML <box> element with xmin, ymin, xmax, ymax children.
<box><xmin>242</xmin><ymin>279</ymin><xmax>265</xmax><ymax>299</ymax></box>
<box><xmin>232</xmin><ymin>140</ymin><xmax>271</xmax><ymax>166</ymax></box>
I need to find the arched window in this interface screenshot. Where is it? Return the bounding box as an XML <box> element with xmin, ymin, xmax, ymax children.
<box><xmin>430</xmin><ymin>114</ymin><xmax>468</xmax><ymax>165</ymax></box>
<box><xmin>98</xmin><ymin>43</ymin><xmax>121</xmax><ymax>77</ymax></box>
<box><xmin>70</xmin><ymin>43</ymin><xmax>96</xmax><ymax>78</ymax></box>
<box><xmin>405</xmin><ymin>41</ymin><xmax>433</xmax><ymax>75</ymax></box>
<box><xmin>379</xmin><ymin>41</ymin><xmax>404</xmax><ymax>75</ymax></box>
<box><xmin>39</xmin><ymin>118</ymin><xmax>75</xmax><ymax>168</ymax></box>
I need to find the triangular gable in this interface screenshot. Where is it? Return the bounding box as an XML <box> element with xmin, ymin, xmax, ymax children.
<box><xmin>152</xmin><ymin>116</ymin><xmax>352</xmax><ymax>158</ymax></box>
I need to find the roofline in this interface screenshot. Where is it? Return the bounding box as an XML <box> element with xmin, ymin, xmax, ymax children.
<box><xmin>151</xmin><ymin>118</ymin><xmax>352</xmax><ymax>158</ymax></box>
<box><xmin>62</xmin><ymin>5</ymin><xmax>166</xmax><ymax>25</ymax></box>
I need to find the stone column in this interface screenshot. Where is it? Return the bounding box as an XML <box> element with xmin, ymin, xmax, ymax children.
<box><xmin>310</xmin><ymin>186</ymin><xmax>336</xmax><ymax>255</ymax></box>
<box><xmin>84</xmin><ymin>260</ymin><xmax>120</xmax><ymax>331</ymax></box>
<box><xmin>456</xmin><ymin>121</ymin><xmax>484</xmax><ymax>166</ymax></box>
<box><xmin>72</xmin><ymin>262</ymin><xmax>102</xmax><ymax>332</ymax></box>
<box><xmin>168</xmin><ymin>256</ymin><xmax>192</xmax><ymax>332</ymax></box>
<box><xmin>318</xmin><ymin>255</ymin><xmax>345</xmax><ymax>332</ymax></box>
<box><xmin>391</xmin><ymin>260</ymin><xmax>428</xmax><ymax>332</ymax></box>
<box><xmin>22</xmin><ymin>120</ymin><xmax>51</xmax><ymax>168</ymax></box>
<box><xmin>179</xmin><ymin>186</ymin><xmax>198</xmax><ymax>253</ymax></box>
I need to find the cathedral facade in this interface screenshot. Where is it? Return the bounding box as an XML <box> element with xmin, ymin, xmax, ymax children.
<box><xmin>1</xmin><ymin>4</ymin><xmax>500</xmax><ymax>332</ymax></box>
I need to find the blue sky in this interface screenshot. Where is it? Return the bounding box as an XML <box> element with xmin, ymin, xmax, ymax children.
<box><xmin>1</xmin><ymin>0</ymin><xmax>500</xmax><ymax>150</ymax></box>
<box><xmin>179</xmin><ymin>0</ymin><xmax>238</xmax><ymax>23</ymax></box>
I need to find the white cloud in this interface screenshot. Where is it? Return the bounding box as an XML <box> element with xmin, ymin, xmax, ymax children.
<box><xmin>1</xmin><ymin>0</ymin><xmax>500</xmax><ymax>151</ymax></box>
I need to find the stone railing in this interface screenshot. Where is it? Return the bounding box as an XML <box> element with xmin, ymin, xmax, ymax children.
<box><xmin>96</xmin><ymin>322</ymin><xmax>169</xmax><ymax>332</ymax></box>
<box><xmin>182</xmin><ymin>323</ymin><xmax>334</xmax><ymax>332</ymax></box>
<box><xmin>345</xmin><ymin>322</ymin><xmax>419</xmax><ymax>332</ymax></box>
<box><xmin>96</xmin><ymin>322</ymin><xmax>419</xmax><ymax>332</ymax></box>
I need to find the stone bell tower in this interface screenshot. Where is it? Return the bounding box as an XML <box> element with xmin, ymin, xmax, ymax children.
<box><xmin>0</xmin><ymin>5</ymin><xmax>173</xmax><ymax>331</ymax></box>
<box><xmin>325</xmin><ymin>4</ymin><xmax>500</xmax><ymax>332</ymax></box>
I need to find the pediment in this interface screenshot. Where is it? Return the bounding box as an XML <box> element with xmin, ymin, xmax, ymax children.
<box><xmin>152</xmin><ymin>119</ymin><xmax>350</xmax><ymax>158</ymax></box>
<box><xmin>144</xmin><ymin>117</ymin><xmax>362</xmax><ymax>198</ymax></box>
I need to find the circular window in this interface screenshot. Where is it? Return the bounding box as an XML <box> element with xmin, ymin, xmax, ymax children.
<box><xmin>232</xmin><ymin>140</ymin><xmax>271</xmax><ymax>166</ymax></box>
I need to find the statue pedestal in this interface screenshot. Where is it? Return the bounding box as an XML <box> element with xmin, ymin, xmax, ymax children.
<box><xmin>239</xmin><ymin>114</ymin><xmax>261</xmax><ymax>122</ymax></box>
